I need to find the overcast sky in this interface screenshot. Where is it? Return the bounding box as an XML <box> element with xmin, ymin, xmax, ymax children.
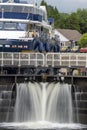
<box><xmin>26</xmin><ymin>0</ymin><xmax>87</xmax><ymax>13</ymax></box>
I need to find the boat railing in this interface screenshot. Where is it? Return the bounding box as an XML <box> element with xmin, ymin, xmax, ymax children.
<box><xmin>0</xmin><ymin>52</ymin><xmax>44</xmax><ymax>67</ymax></box>
<box><xmin>0</xmin><ymin>52</ymin><xmax>87</xmax><ymax>68</ymax></box>
<box><xmin>46</xmin><ymin>53</ymin><xmax>87</xmax><ymax>68</ymax></box>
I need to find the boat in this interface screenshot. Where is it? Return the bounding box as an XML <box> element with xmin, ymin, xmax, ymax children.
<box><xmin>0</xmin><ymin>0</ymin><xmax>60</xmax><ymax>53</ymax></box>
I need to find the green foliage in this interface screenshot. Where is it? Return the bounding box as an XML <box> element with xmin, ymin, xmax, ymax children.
<box><xmin>66</xmin><ymin>13</ymin><xmax>80</xmax><ymax>31</ymax></box>
<box><xmin>76</xmin><ymin>9</ymin><xmax>87</xmax><ymax>33</ymax></box>
<box><xmin>40</xmin><ymin>0</ymin><xmax>87</xmax><ymax>33</ymax></box>
<box><xmin>78</xmin><ymin>33</ymin><xmax>87</xmax><ymax>47</ymax></box>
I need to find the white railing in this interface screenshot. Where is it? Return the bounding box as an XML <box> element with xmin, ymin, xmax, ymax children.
<box><xmin>0</xmin><ymin>52</ymin><xmax>44</xmax><ymax>67</ymax></box>
<box><xmin>46</xmin><ymin>53</ymin><xmax>87</xmax><ymax>67</ymax></box>
<box><xmin>0</xmin><ymin>52</ymin><xmax>87</xmax><ymax>68</ymax></box>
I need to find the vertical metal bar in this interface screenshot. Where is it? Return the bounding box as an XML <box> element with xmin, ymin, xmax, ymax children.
<box><xmin>76</xmin><ymin>54</ymin><xmax>78</xmax><ymax>66</ymax></box>
<box><xmin>69</xmin><ymin>54</ymin><xmax>70</xmax><ymax>67</ymax></box>
<box><xmin>60</xmin><ymin>53</ymin><xmax>61</xmax><ymax>66</ymax></box>
<box><xmin>42</xmin><ymin>53</ymin><xmax>45</xmax><ymax>67</ymax></box>
<box><xmin>12</xmin><ymin>53</ymin><xmax>13</xmax><ymax>65</ymax></box>
<box><xmin>36</xmin><ymin>53</ymin><xmax>37</xmax><ymax>67</ymax></box>
<box><xmin>2</xmin><ymin>52</ymin><xmax>3</xmax><ymax>66</ymax></box>
<box><xmin>28</xmin><ymin>53</ymin><xmax>30</xmax><ymax>65</ymax></box>
<box><xmin>85</xmin><ymin>53</ymin><xmax>87</xmax><ymax>76</ymax></box>
<box><xmin>52</xmin><ymin>53</ymin><xmax>54</xmax><ymax>67</ymax></box>
<box><xmin>45</xmin><ymin>53</ymin><xmax>47</xmax><ymax>67</ymax></box>
<box><xmin>19</xmin><ymin>53</ymin><xmax>20</xmax><ymax>67</ymax></box>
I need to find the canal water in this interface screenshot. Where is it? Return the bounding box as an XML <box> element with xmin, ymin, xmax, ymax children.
<box><xmin>0</xmin><ymin>82</ymin><xmax>87</xmax><ymax>130</ymax></box>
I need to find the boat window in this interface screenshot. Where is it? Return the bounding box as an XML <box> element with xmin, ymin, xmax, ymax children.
<box><xmin>17</xmin><ymin>23</ymin><xmax>27</xmax><ymax>31</ymax></box>
<box><xmin>2</xmin><ymin>22</ymin><xmax>27</xmax><ymax>31</ymax></box>
<box><xmin>0</xmin><ymin>22</ymin><xmax>3</xmax><ymax>30</ymax></box>
<box><xmin>0</xmin><ymin>0</ymin><xmax>8</xmax><ymax>2</ymax></box>
<box><xmin>0</xmin><ymin>44</ymin><xmax>3</xmax><ymax>47</ymax></box>
<box><xmin>4</xmin><ymin>22</ymin><xmax>17</xmax><ymax>30</ymax></box>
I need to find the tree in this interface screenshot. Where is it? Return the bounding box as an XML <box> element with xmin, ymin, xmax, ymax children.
<box><xmin>66</xmin><ymin>13</ymin><xmax>80</xmax><ymax>31</ymax></box>
<box><xmin>78</xmin><ymin>33</ymin><xmax>87</xmax><ymax>47</ymax></box>
<box><xmin>58</xmin><ymin>13</ymin><xmax>69</xmax><ymax>28</ymax></box>
<box><xmin>76</xmin><ymin>9</ymin><xmax>87</xmax><ymax>33</ymax></box>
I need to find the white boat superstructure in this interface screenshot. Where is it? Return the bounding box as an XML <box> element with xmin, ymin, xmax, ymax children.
<box><xmin>0</xmin><ymin>0</ymin><xmax>60</xmax><ymax>52</ymax></box>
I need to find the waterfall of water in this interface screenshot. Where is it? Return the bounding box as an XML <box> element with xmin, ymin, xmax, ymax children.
<box><xmin>14</xmin><ymin>82</ymin><xmax>73</xmax><ymax>123</ymax></box>
<box><xmin>41</xmin><ymin>83</ymin><xmax>47</xmax><ymax>121</ymax></box>
<box><xmin>46</xmin><ymin>83</ymin><xmax>73</xmax><ymax>123</ymax></box>
<box><xmin>14</xmin><ymin>82</ymin><xmax>42</xmax><ymax>122</ymax></box>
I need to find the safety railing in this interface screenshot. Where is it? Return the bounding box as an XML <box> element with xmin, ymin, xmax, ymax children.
<box><xmin>46</xmin><ymin>53</ymin><xmax>87</xmax><ymax>68</ymax></box>
<box><xmin>0</xmin><ymin>52</ymin><xmax>44</xmax><ymax>67</ymax></box>
<box><xmin>0</xmin><ymin>52</ymin><xmax>87</xmax><ymax>68</ymax></box>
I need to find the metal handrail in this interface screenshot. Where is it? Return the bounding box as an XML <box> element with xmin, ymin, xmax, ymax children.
<box><xmin>0</xmin><ymin>52</ymin><xmax>87</xmax><ymax>68</ymax></box>
<box><xmin>0</xmin><ymin>52</ymin><xmax>44</xmax><ymax>67</ymax></box>
<box><xmin>46</xmin><ymin>53</ymin><xmax>87</xmax><ymax>67</ymax></box>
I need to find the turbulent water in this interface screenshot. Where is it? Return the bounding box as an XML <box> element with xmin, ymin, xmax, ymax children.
<box><xmin>0</xmin><ymin>122</ymin><xmax>87</xmax><ymax>130</ymax></box>
<box><xmin>0</xmin><ymin>82</ymin><xmax>87</xmax><ymax>130</ymax></box>
<box><xmin>14</xmin><ymin>82</ymin><xmax>73</xmax><ymax>123</ymax></box>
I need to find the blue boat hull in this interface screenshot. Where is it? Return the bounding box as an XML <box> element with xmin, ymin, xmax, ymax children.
<box><xmin>0</xmin><ymin>38</ymin><xmax>60</xmax><ymax>53</ymax></box>
<box><xmin>0</xmin><ymin>39</ymin><xmax>33</xmax><ymax>52</ymax></box>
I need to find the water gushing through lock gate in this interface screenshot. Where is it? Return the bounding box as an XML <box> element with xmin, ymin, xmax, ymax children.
<box><xmin>14</xmin><ymin>82</ymin><xmax>73</xmax><ymax>123</ymax></box>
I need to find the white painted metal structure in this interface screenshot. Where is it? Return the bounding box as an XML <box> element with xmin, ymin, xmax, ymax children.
<box><xmin>0</xmin><ymin>52</ymin><xmax>44</xmax><ymax>67</ymax></box>
<box><xmin>46</xmin><ymin>53</ymin><xmax>87</xmax><ymax>67</ymax></box>
<box><xmin>0</xmin><ymin>52</ymin><xmax>87</xmax><ymax>68</ymax></box>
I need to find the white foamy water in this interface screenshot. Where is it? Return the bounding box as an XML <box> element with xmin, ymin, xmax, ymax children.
<box><xmin>0</xmin><ymin>122</ymin><xmax>87</xmax><ymax>129</ymax></box>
